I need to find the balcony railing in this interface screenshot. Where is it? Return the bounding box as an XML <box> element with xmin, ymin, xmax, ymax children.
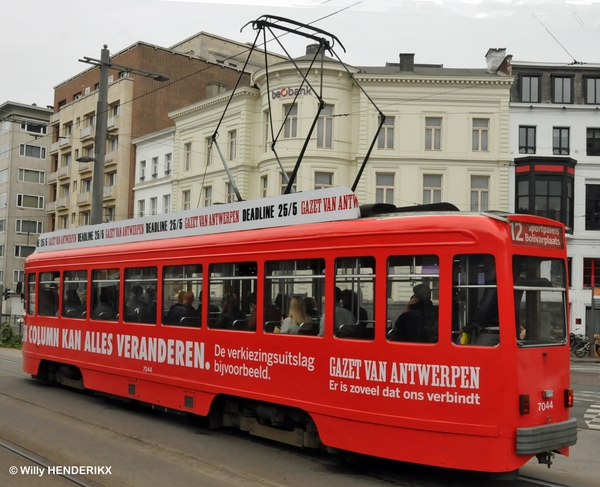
<box><xmin>77</xmin><ymin>192</ymin><xmax>91</xmax><ymax>204</ymax></box>
<box><xmin>56</xmin><ymin>197</ymin><xmax>69</xmax><ymax>209</ymax></box>
<box><xmin>107</xmin><ymin>116</ymin><xmax>119</xmax><ymax>131</ymax></box>
<box><xmin>50</xmin><ymin>141</ymin><xmax>60</xmax><ymax>153</ymax></box>
<box><xmin>78</xmin><ymin>161</ymin><xmax>91</xmax><ymax>173</ymax></box>
<box><xmin>46</xmin><ymin>201</ymin><xmax>56</xmax><ymax>212</ymax></box>
<box><xmin>59</xmin><ymin>136</ymin><xmax>72</xmax><ymax>148</ymax></box>
<box><xmin>57</xmin><ymin>166</ymin><xmax>70</xmax><ymax>179</ymax></box>
<box><xmin>48</xmin><ymin>171</ymin><xmax>57</xmax><ymax>183</ymax></box>
<box><xmin>103</xmin><ymin>186</ymin><xmax>114</xmax><ymax>198</ymax></box>
<box><xmin>80</xmin><ymin>125</ymin><xmax>94</xmax><ymax>140</ymax></box>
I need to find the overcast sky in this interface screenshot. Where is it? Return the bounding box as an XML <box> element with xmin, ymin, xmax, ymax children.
<box><xmin>2</xmin><ymin>0</ymin><xmax>599</xmax><ymax>108</ymax></box>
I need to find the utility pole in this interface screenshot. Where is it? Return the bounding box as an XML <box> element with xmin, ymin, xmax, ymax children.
<box><xmin>77</xmin><ymin>45</ymin><xmax>169</xmax><ymax>224</ymax></box>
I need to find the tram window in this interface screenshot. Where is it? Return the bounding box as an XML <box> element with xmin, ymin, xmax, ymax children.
<box><xmin>387</xmin><ymin>256</ymin><xmax>439</xmax><ymax>344</ymax></box>
<box><xmin>27</xmin><ymin>273</ymin><xmax>36</xmax><ymax>315</ymax></box>
<box><xmin>91</xmin><ymin>269</ymin><xmax>119</xmax><ymax>321</ymax></box>
<box><xmin>124</xmin><ymin>267</ymin><xmax>157</xmax><ymax>324</ymax></box>
<box><xmin>513</xmin><ymin>256</ymin><xmax>566</xmax><ymax>346</ymax></box>
<box><xmin>265</xmin><ymin>258</ymin><xmax>324</xmax><ymax>335</ymax></box>
<box><xmin>162</xmin><ymin>265</ymin><xmax>202</xmax><ymax>327</ymax></box>
<box><xmin>334</xmin><ymin>257</ymin><xmax>375</xmax><ymax>340</ymax></box>
<box><xmin>209</xmin><ymin>262</ymin><xmax>256</xmax><ymax>331</ymax></box>
<box><xmin>38</xmin><ymin>272</ymin><xmax>60</xmax><ymax>317</ymax></box>
<box><xmin>62</xmin><ymin>271</ymin><xmax>87</xmax><ymax>319</ymax></box>
<box><xmin>452</xmin><ymin>254</ymin><xmax>498</xmax><ymax>346</ymax></box>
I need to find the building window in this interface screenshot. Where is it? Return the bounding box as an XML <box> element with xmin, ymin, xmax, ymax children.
<box><xmin>0</xmin><ymin>219</ymin><xmax>5</xmax><ymax>232</ymax></box>
<box><xmin>20</xmin><ymin>121</ymin><xmax>47</xmax><ymax>135</ymax></box>
<box><xmin>17</xmin><ymin>194</ymin><xmax>44</xmax><ymax>209</ymax></box>
<box><xmin>425</xmin><ymin>117</ymin><xmax>442</xmax><ymax>151</ymax></box>
<box><xmin>150</xmin><ymin>197</ymin><xmax>157</xmax><ymax>215</ymax></box>
<box><xmin>62</xmin><ymin>153</ymin><xmax>71</xmax><ymax>167</ymax></box>
<box><xmin>314</xmin><ymin>172</ymin><xmax>333</xmax><ymax>190</ymax></box>
<box><xmin>261</xmin><ymin>176</ymin><xmax>268</xmax><ymax>199</ymax></box>
<box><xmin>152</xmin><ymin>157</ymin><xmax>158</xmax><ymax>178</ymax></box>
<box><xmin>16</xmin><ymin>220</ymin><xmax>43</xmax><ymax>234</ymax></box>
<box><xmin>552</xmin><ymin>76</ymin><xmax>573</xmax><ymax>104</ymax></box>
<box><xmin>106</xmin><ymin>206</ymin><xmax>115</xmax><ymax>222</ymax></box>
<box><xmin>263</xmin><ymin>111</ymin><xmax>270</xmax><ymax>152</ymax></box>
<box><xmin>182</xmin><ymin>190</ymin><xmax>191</xmax><ymax>211</ymax></box>
<box><xmin>470</xmin><ymin>176</ymin><xmax>489</xmax><ymax>212</ymax></box>
<box><xmin>521</xmin><ymin>75</ymin><xmax>540</xmax><ymax>103</ymax></box>
<box><xmin>138</xmin><ymin>200</ymin><xmax>145</xmax><ymax>218</ymax></box>
<box><xmin>553</xmin><ymin>127</ymin><xmax>570</xmax><ymax>155</ymax></box>
<box><xmin>165</xmin><ymin>153</ymin><xmax>172</xmax><ymax>174</ymax></box>
<box><xmin>585</xmin><ymin>78</ymin><xmax>600</xmax><ymax>104</ymax></box>
<box><xmin>106</xmin><ymin>172</ymin><xmax>117</xmax><ymax>187</ymax></box>
<box><xmin>60</xmin><ymin>183</ymin><xmax>70</xmax><ymax>198</ymax></box>
<box><xmin>226</xmin><ymin>183</ymin><xmax>235</xmax><ymax>203</ymax></box>
<box><xmin>317</xmin><ymin>105</ymin><xmax>333</xmax><ymax>148</ymax></box>
<box><xmin>139</xmin><ymin>160</ymin><xmax>146</xmax><ymax>181</ymax></box>
<box><xmin>519</xmin><ymin>126</ymin><xmax>536</xmax><ymax>154</ymax></box>
<box><xmin>163</xmin><ymin>194</ymin><xmax>171</xmax><ymax>214</ymax></box>
<box><xmin>184</xmin><ymin>142</ymin><xmax>191</xmax><ymax>171</ymax></box>
<box><xmin>0</xmin><ymin>194</ymin><xmax>6</xmax><ymax>208</ymax></box>
<box><xmin>228</xmin><ymin>130</ymin><xmax>237</xmax><ymax>160</ymax></box>
<box><xmin>423</xmin><ymin>175</ymin><xmax>442</xmax><ymax>204</ymax></box>
<box><xmin>378</xmin><ymin>116</ymin><xmax>394</xmax><ymax>149</ymax></box>
<box><xmin>13</xmin><ymin>270</ymin><xmax>24</xmax><ymax>284</ymax></box>
<box><xmin>587</xmin><ymin>128</ymin><xmax>600</xmax><ymax>156</ymax></box>
<box><xmin>284</xmin><ymin>105</ymin><xmax>297</xmax><ymax>138</ymax></box>
<box><xmin>0</xmin><ymin>245</ymin><xmax>4</xmax><ymax>257</ymax></box>
<box><xmin>375</xmin><ymin>173</ymin><xmax>394</xmax><ymax>204</ymax></box>
<box><xmin>15</xmin><ymin>245</ymin><xmax>36</xmax><ymax>258</ymax></box>
<box><xmin>280</xmin><ymin>172</ymin><xmax>296</xmax><ymax>194</ymax></box>
<box><xmin>80</xmin><ymin>211</ymin><xmax>90</xmax><ymax>226</ymax></box>
<box><xmin>204</xmin><ymin>187</ymin><xmax>212</xmax><ymax>207</ymax></box>
<box><xmin>0</xmin><ymin>144</ymin><xmax>9</xmax><ymax>159</ymax></box>
<box><xmin>472</xmin><ymin>119</ymin><xmax>489</xmax><ymax>152</ymax></box>
<box><xmin>584</xmin><ymin>258</ymin><xmax>600</xmax><ymax>288</ymax></box>
<box><xmin>109</xmin><ymin>137</ymin><xmax>118</xmax><ymax>152</ymax></box>
<box><xmin>19</xmin><ymin>144</ymin><xmax>46</xmax><ymax>159</ymax></box>
<box><xmin>585</xmin><ymin>184</ymin><xmax>600</xmax><ymax>231</ymax></box>
<box><xmin>0</xmin><ymin>169</ymin><xmax>7</xmax><ymax>184</ymax></box>
<box><xmin>515</xmin><ymin>158</ymin><xmax>574</xmax><ymax>231</ymax></box>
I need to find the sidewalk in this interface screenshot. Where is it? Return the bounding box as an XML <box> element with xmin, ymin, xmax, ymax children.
<box><xmin>520</xmin><ymin>428</ymin><xmax>600</xmax><ymax>487</ymax></box>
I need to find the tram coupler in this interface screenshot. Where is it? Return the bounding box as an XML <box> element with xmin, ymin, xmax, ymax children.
<box><xmin>535</xmin><ymin>451</ymin><xmax>555</xmax><ymax>468</ymax></box>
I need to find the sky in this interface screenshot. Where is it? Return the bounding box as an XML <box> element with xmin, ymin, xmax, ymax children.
<box><xmin>2</xmin><ymin>0</ymin><xmax>599</xmax><ymax>108</ymax></box>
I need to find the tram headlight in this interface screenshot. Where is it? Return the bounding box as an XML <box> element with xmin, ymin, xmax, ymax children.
<box><xmin>519</xmin><ymin>394</ymin><xmax>530</xmax><ymax>415</ymax></box>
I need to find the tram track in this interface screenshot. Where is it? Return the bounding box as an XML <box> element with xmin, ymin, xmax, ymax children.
<box><xmin>0</xmin><ymin>359</ymin><xmax>585</xmax><ymax>487</ymax></box>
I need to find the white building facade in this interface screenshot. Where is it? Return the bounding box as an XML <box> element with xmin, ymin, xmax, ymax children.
<box><xmin>132</xmin><ymin>127</ymin><xmax>175</xmax><ymax>217</ymax></box>
<box><xmin>170</xmin><ymin>48</ymin><xmax>514</xmax><ymax>216</ymax></box>
<box><xmin>508</xmin><ymin>60</ymin><xmax>600</xmax><ymax>337</ymax></box>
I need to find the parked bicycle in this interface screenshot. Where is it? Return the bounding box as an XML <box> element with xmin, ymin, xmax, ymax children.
<box><xmin>571</xmin><ymin>334</ymin><xmax>600</xmax><ymax>358</ymax></box>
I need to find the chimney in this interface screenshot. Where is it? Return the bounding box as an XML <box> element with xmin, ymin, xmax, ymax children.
<box><xmin>485</xmin><ymin>48</ymin><xmax>506</xmax><ymax>74</ymax></box>
<box><xmin>399</xmin><ymin>53</ymin><xmax>415</xmax><ymax>72</ymax></box>
<box><xmin>306</xmin><ymin>44</ymin><xmax>324</xmax><ymax>56</ymax></box>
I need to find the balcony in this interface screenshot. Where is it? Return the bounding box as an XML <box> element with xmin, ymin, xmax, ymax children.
<box><xmin>48</xmin><ymin>171</ymin><xmax>57</xmax><ymax>183</ymax></box>
<box><xmin>50</xmin><ymin>112</ymin><xmax>60</xmax><ymax>124</ymax></box>
<box><xmin>107</xmin><ymin>116</ymin><xmax>119</xmax><ymax>131</ymax></box>
<box><xmin>80</xmin><ymin>125</ymin><xmax>94</xmax><ymax>140</ymax></box>
<box><xmin>59</xmin><ymin>136</ymin><xmax>72</xmax><ymax>148</ymax></box>
<box><xmin>77</xmin><ymin>192</ymin><xmax>91</xmax><ymax>205</ymax></box>
<box><xmin>57</xmin><ymin>166</ymin><xmax>70</xmax><ymax>179</ymax></box>
<box><xmin>50</xmin><ymin>141</ymin><xmax>60</xmax><ymax>153</ymax></box>
<box><xmin>56</xmin><ymin>197</ymin><xmax>69</xmax><ymax>209</ymax></box>
<box><xmin>103</xmin><ymin>186</ymin><xmax>114</xmax><ymax>199</ymax></box>
<box><xmin>78</xmin><ymin>161</ymin><xmax>91</xmax><ymax>173</ymax></box>
<box><xmin>105</xmin><ymin>151</ymin><xmax>115</xmax><ymax>164</ymax></box>
<box><xmin>46</xmin><ymin>201</ymin><xmax>56</xmax><ymax>212</ymax></box>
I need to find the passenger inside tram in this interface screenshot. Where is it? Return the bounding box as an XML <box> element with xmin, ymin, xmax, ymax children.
<box><xmin>318</xmin><ymin>287</ymin><xmax>355</xmax><ymax>337</ymax></box>
<box><xmin>389</xmin><ymin>283</ymin><xmax>435</xmax><ymax>343</ymax></box>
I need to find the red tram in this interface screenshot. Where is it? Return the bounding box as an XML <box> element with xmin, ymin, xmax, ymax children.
<box><xmin>22</xmin><ymin>187</ymin><xmax>576</xmax><ymax>473</ymax></box>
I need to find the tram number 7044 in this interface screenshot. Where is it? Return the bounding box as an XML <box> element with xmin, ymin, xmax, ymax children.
<box><xmin>538</xmin><ymin>401</ymin><xmax>554</xmax><ymax>411</ymax></box>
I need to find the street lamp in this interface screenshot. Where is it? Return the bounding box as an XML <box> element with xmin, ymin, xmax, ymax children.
<box><xmin>78</xmin><ymin>45</ymin><xmax>169</xmax><ymax>225</ymax></box>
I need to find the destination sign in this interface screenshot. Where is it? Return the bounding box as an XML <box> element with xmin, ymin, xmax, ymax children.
<box><xmin>510</xmin><ymin>221</ymin><xmax>564</xmax><ymax>249</ymax></box>
<box><xmin>34</xmin><ymin>187</ymin><xmax>360</xmax><ymax>253</ymax></box>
